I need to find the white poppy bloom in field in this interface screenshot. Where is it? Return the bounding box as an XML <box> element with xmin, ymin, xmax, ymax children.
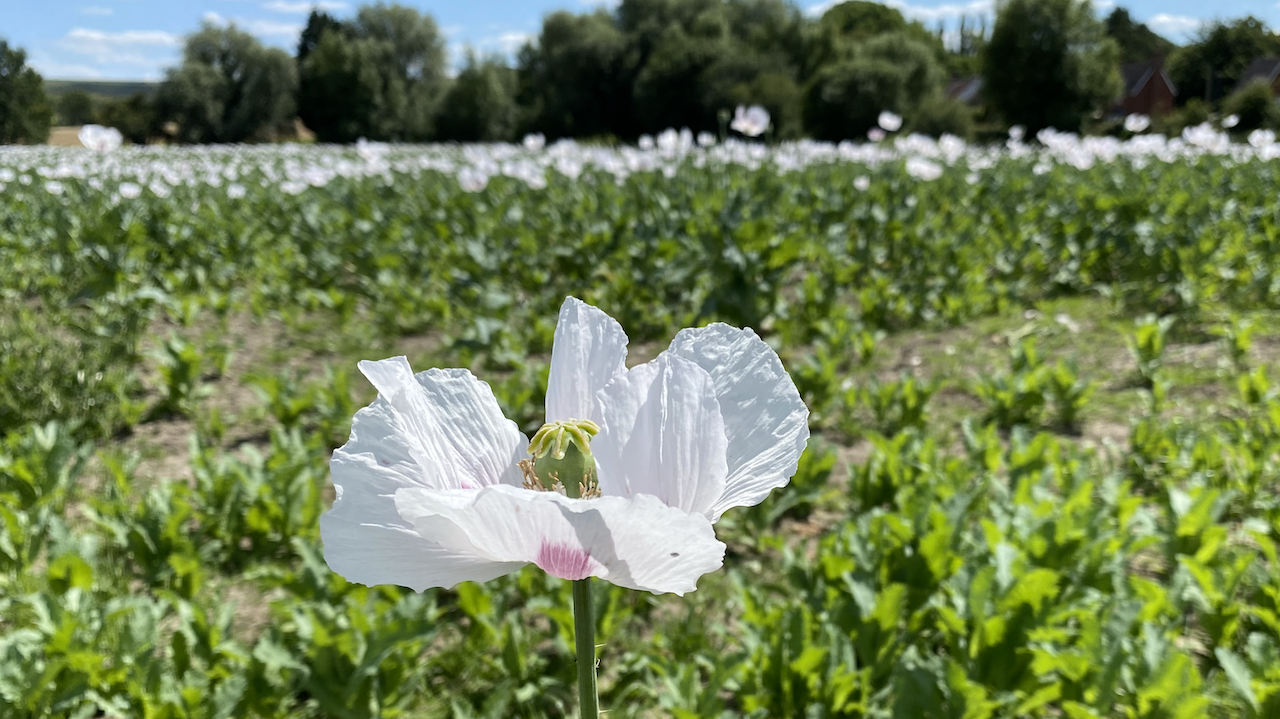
<box><xmin>1008</xmin><ymin>125</ymin><xmax>1026</xmax><ymax>142</ymax></box>
<box><xmin>730</xmin><ymin>105</ymin><xmax>770</xmax><ymax>137</ymax></box>
<box><xmin>906</xmin><ymin>156</ymin><xmax>943</xmax><ymax>181</ymax></box>
<box><xmin>457</xmin><ymin>166</ymin><xmax>490</xmax><ymax>192</ymax></box>
<box><xmin>1249</xmin><ymin>129</ymin><xmax>1275</xmax><ymax>148</ymax></box>
<box><xmin>523</xmin><ymin>133</ymin><xmax>546</xmax><ymax>151</ymax></box>
<box><xmin>78</xmin><ymin>125</ymin><xmax>123</xmax><ymax>152</ymax></box>
<box><xmin>1222</xmin><ymin>114</ymin><xmax>1240</xmax><ymax>129</ymax></box>
<box><xmin>321</xmin><ymin>297</ymin><xmax>809</xmax><ymax>595</ymax></box>
<box><xmin>877</xmin><ymin>111</ymin><xmax>903</xmax><ymax>132</ymax></box>
<box><xmin>867</xmin><ymin>127</ymin><xmax>886</xmax><ymax>142</ymax></box>
<box><xmin>1124</xmin><ymin>114</ymin><xmax>1150</xmax><ymax>133</ymax></box>
<box><xmin>356</xmin><ymin>137</ymin><xmax>389</xmax><ymax>164</ymax></box>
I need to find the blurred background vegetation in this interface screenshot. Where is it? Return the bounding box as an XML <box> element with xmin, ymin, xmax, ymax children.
<box><xmin>4</xmin><ymin>0</ymin><xmax>1280</xmax><ymax>146</ymax></box>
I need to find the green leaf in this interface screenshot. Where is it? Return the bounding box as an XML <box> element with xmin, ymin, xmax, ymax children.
<box><xmin>1215</xmin><ymin>647</ymin><xmax>1259</xmax><ymax>711</ymax></box>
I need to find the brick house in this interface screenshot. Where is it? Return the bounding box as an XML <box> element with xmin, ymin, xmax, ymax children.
<box><xmin>1233</xmin><ymin>57</ymin><xmax>1280</xmax><ymax>94</ymax></box>
<box><xmin>945</xmin><ymin>76</ymin><xmax>984</xmax><ymax>106</ymax></box>
<box><xmin>1117</xmin><ymin>60</ymin><xmax>1177</xmax><ymax>117</ymax></box>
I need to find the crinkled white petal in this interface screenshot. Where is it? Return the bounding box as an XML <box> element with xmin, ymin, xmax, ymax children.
<box><xmin>353</xmin><ymin>358</ymin><xmax>527</xmax><ymax>490</ymax></box>
<box><xmin>546</xmin><ymin>297</ymin><xmax>628</xmax><ymax>424</ymax></box>
<box><xmin>395</xmin><ymin>484</ymin><xmax>725</xmax><ymax>595</ymax></box>
<box><xmin>666</xmin><ymin>324</ymin><xmax>810</xmax><ymax>521</ymax></box>
<box><xmin>320</xmin><ymin>504</ymin><xmax>525</xmax><ymax>591</ymax></box>
<box><xmin>593</xmin><ymin>354</ymin><xmax>728</xmax><ymax>517</ymax></box>
<box><xmin>322</xmin><ymin>359</ymin><xmax>529</xmax><ymax>590</ymax></box>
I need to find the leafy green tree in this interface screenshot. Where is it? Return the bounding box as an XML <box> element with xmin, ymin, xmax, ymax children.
<box><xmin>815</xmin><ymin>0</ymin><xmax>908</xmax><ymax>39</ymax></box>
<box><xmin>722</xmin><ymin>0</ymin><xmax>807</xmax><ymax>70</ymax></box>
<box><xmin>1168</xmin><ymin>17</ymin><xmax>1280</xmax><ymax>104</ymax></box>
<box><xmin>631</xmin><ymin>26</ymin><xmax>731</xmax><ymax>132</ymax></box>
<box><xmin>517</xmin><ymin>0</ymin><xmax>808</xmax><ymax>139</ymax></box>
<box><xmin>1223</xmin><ymin>78</ymin><xmax>1280</xmax><ymax>131</ymax></box>
<box><xmin>1157</xmin><ymin>96</ymin><xmax>1209</xmax><ymax>136</ymax></box>
<box><xmin>298</xmin><ymin>9</ymin><xmax>343</xmax><ymax>63</ymax></box>
<box><xmin>945</xmin><ymin>14</ymin><xmax>988</xmax><ymax>77</ymax></box>
<box><xmin>96</xmin><ymin>93</ymin><xmax>156</xmax><ymax>144</ymax></box>
<box><xmin>435</xmin><ymin>52</ymin><xmax>518</xmax><ymax>142</ymax></box>
<box><xmin>624</xmin><ymin>0</ymin><xmax>805</xmax><ymax>135</ymax></box>
<box><xmin>298</xmin><ymin>30</ymin><xmax>384</xmax><ymax>142</ymax></box>
<box><xmin>297</xmin><ymin>2</ymin><xmax>447</xmax><ymax>142</ymax></box>
<box><xmin>516</xmin><ymin>10</ymin><xmax>634</xmax><ymax>140</ymax></box>
<box><xmin>156</xmin><ymin>22</ymin><xmax>298</xmax><ymax>143</ymax></box>
<box><xmin>804</xmin><ymin>1</ymin><xmax>942</xmax><ymax>78</ymax></box>
<box><xmin>910</xmin><ymin>93</ymin><xmax>975</xmax><ymax>139</ymax></box>
<box><xmin>1104</xmin><ymin>8</ymin><xmax>1175</xmax><ymax>64</ymax></box>
<box><xmin>803</xmin><ymin>32</ymin><xmax>943</xmax><ymax>141</ymax></box>
<box><xmin>56</xmin><ymin>91</ymin><xmax>95</xmax><ymax>126</ymax></box>
<box><xmin>0</xmin><ymin>40</ymin><xmax>52</xmax><ymax>144</ymax></box>
<box><xmin>982</xmin><ymin>0</ymin><xmax>1121</xmax><ymax>133</ymax></box>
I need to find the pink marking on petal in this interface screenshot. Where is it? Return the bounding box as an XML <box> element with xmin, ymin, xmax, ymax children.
<box><xmin>535</xmin><ymin>540</ymin><xmax>594</xmax><ymax>581</ymax></box>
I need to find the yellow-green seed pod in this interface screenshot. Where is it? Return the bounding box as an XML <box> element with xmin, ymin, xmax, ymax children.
<box><xmin>526</xmin><ymin>419</ymin><xmax>600</xmax><ymax>498</ymax></box>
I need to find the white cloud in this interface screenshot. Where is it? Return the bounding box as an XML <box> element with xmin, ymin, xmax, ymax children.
<box><xmin>65</xmin><ymin>28</ymin><xmax>180</xmax><ymax>46</ymax></box>
<box><xmin>82</xmin><ymin>6</ymin><xmax>114</xmax><ymax>15</ymax></box>
<box><xmin>1094</xmin><ymin>0</ymin><xmax>1115</xmax><ymax>10</ymax></box>
<box><xmin>1148</xmin><ymin>13</ymin><xmax>1202</xmax><ymax>38</ymax></box>
<box><xmin>263</xmin><ymin>1</ymin><xmax>347</xmax><ymax>13</ymax></box>
<box><xmin>483</xmin><ymin>31</ymin><xmax>532</xmax><ymax>54</ymax></box>
<box><xmin>204</xmin><ymin>11</ymin><xmax>302</xmax><ymax>38</ymax></box>
<box><xmin>245</xmin><ymin>19</ymin><xmax>304</xmax><ymax>36</ymax></box>
<box><xmin>56</xmin><ymin>28</ymin><xmax>180</xmax><ymax>73</ymax></box>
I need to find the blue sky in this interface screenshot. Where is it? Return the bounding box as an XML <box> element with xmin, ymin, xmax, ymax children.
<box><xmin>0</xmin><ymin>0</ymin><xmax>1274</xmax><ymax>81</ymax></box>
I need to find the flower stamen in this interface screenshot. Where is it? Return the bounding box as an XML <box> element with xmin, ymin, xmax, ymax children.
<box><xmin>523</xmin><ymin>419</ymin><xmax>601</xmax><ymax>498</ymax></box>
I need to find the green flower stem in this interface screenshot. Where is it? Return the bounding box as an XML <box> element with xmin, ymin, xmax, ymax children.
<box><xmin>572</xmin><ymin>578</ymin><xmax>599</xmax><ymax>719</ymax></box>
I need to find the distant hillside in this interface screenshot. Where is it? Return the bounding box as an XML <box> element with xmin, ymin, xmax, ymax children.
<box><xmin>45</xmin><ymin>80</ymin><xmax>159</xmax><ymax>99</ymax></box>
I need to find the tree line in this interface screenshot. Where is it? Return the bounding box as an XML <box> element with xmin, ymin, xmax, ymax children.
<box><xmin>3</xmin><ymin>0</ymin><xmax>1280</xmax><ymax>145</ymax></box>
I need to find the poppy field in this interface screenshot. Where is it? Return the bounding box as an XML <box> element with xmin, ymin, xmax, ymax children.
<box><xmin>4</xmin><ymin>129</ymin><xmax>1280</xmax><ymax>718</ymax></box>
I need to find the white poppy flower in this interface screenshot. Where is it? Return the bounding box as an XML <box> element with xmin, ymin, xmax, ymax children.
<box><xmin>906</xmin><ymin>156</ymin><xmax>943</xmax><ymax>181</ymax></box>
<box><xmin>730</xmin><ymin>105</ymin><xmax>770</xmax><ymax>137</ymax></box>
<box><xmin>1249</xmin><ymin>129</ymin><xmax>1275</xmax><ymax>148</ymax></box>
<box><xmin>457</xmin><ymin>166</ymin><xmax>489</xmax><ymax>192</ymax></box>
<box><xmin>523</xmin><ymin>133</ymin><xmax>546</xmax><ymax>151</ymax></box>
<box><xmin>867</xmin><ymin>128</ymin><xmax>886</xmax><ymax>142</ymax></box>
<box><xmin>1008</xmin><ymin>125</ymin><xmax>1026</xmax><ymax>141</ymax></box>
<box><xmin>321</xmin><ymin>297</ymin><xmax>810</xmax><ymax>596</ymax></box>
<box><xmin>78</xmin><ymin>125</ymin><xmax>123</xmax><ymax>152</ymax></box>
<box><xmin>1124</xmin><ymin>114</ymin><xmax>1150</xmax><ymax>133</ymax></box>
<box><xmin>877</xmin><ymin>111</ymin><xmax>903</xmax><ymax>132</ymax></box>
<box><xmin>356</xmin><ymin>137</ymin><xmax>389</xmax><ymax>164</ymax></box>
<box><xmin>1222</xmin><ymin>114</ymin><xmax>1240</xmax><ymax>129</ymax></box>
